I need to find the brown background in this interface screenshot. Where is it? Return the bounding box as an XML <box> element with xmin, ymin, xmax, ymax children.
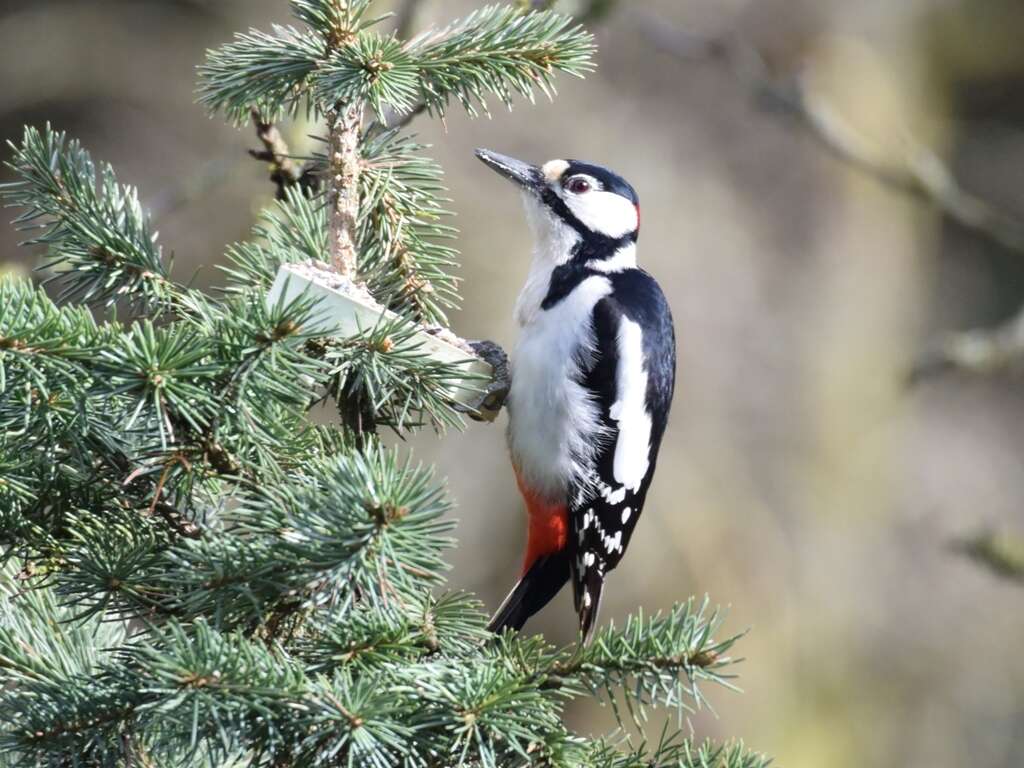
<box><xmin>3</xmin><ymin>1</ymin><xmax>1024</xmax><ymax>765</ymax></box>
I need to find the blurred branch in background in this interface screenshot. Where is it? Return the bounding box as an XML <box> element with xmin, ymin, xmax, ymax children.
<box><xmin>393</xmin><ymin>0</ymin><xmax>424</xmax><ymax>40</ymax></box>
<box><xmin>523</xmin><ymin>0</ymin><xmax>619</xmax><ymax>25</ymax></box>
<box><xmin>909</xmin><ymin>304</ymin><xmax>1024</xmax><ymax>383</ymax></box>
<box><xmin>952</xmin><ymin>530</ymin><xmax>1024</xmax><ymax>585</ymax></box>
<box><xmin>148</xmin><ymin>155</ymin><xmax>239</xmax><ymax>219</ymax></box>
<box><xmin>638</xmin><ymin>12</ymin><xmax>1024</xmax><ymax>258</ymax></box>
<box><xmin>639</xmin><ymin>10</ymin><xmax>1024</xmax><ymax>388</ymax></box>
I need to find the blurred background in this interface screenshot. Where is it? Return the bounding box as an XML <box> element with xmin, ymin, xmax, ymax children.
<box><xmin>3</xmin><ymin>0</ymin><xmax>1024</xmax><ymax>765</ymax></box>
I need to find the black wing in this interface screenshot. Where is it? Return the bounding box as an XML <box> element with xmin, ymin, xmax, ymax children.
<box><xmin>569</xmin><ymin>269</ymin><xmax>676</xmax><ymax>639</ymax></box>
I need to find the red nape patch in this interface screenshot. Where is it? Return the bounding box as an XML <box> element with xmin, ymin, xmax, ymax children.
<box><xmin>634</xmin><ymin>204</ymin><xmax>641</xmax><ymax>234</ymax></box>
<box><xmin>514</xmin><ymin>469</ymin><xmax>568</xmax><ymax>576</ymax></box>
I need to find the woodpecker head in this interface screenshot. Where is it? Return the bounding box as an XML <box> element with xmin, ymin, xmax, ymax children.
<box><xmin>475</xmin><ymin>149</ymin><xmax>640</xmax><ymax>264</ymax></box>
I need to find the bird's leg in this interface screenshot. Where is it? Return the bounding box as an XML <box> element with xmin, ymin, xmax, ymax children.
<box><xmin>462</xmin><ymin>339</ymin><xmax>511</xmax><ymax>422</ymax></box>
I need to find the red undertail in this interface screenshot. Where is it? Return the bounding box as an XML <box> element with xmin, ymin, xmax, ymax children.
<box><xmin>514</xmin><ymin>468</ymin><xmax>568</xmax><ymax>576</ymax></box>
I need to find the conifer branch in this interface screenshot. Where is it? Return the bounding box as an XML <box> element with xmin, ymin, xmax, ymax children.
<box><xmin>410</xmin><ymin>5</ymin><xmax>596</xmax><ymax>118</ymax></box>
<box><xmin>0</xmin><ymin>126</ymin><xmax>172</xmax><ymax>307</ymax></box>
<box><xmin>584</xmin><ymin>735</ymin><xmax>770</xmax><ymax>768</ymax></box>
<box><xmin>197</xmin><ymin>25</ymin><xmax>322</xmax><ymax>125</ymax></box>
<box><xmin>3</xmin><ymin>569</ymin><xmax>746</xmax><ymax>767</ymax></box>
<box><xmin>534</xmin><ymin>599</ymin><xmax>742</xmax><ymax>729</ymax></box>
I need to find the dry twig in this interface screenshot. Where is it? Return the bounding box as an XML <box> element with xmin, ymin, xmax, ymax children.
<box><xmin>952</xmin><ymin>530</ymin><xmax>1024</xmax><ymax>584</ymax></box>
<box><xmin>909</xmin><ymin>304</ymin><xmax>1024</xmax><ymax>383</ymax></box>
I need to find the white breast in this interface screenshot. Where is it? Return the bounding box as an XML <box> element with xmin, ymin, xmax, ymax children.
<box><xmin>507</xmin><ymin>275</ymin><xmax>613</xmax><ymax>502</ymax></box>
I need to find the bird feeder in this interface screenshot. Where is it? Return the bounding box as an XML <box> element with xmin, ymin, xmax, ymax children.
<box><xmin>267</xmin><ymin>260</ymin><xmax>507</xmax><ymax>421</ymax></box>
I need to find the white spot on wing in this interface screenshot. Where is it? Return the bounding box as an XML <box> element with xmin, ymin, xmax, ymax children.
<box><xmin>601</xmin><ymin>483</ymin><xmax>626</xmax><ymax>505</ymax></box>
<box><xmin>621</xmin><ymin>507</ymin><xmax>631</xmax><ymax>523</ymax></box>
<box><xmin>602</xmin><ymin>530</ymin><xmax>622</xmax><ymax>553</ymax></box>
<box><xmin>609</xmin><ymin>317</ymin><xmax>652</xmax><ymax>493</ymax></box>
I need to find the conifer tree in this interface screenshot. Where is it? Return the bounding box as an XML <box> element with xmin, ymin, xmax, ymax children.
<box><xmin>0</xmin><ymin>2</ymin><xmax>769</xmax><ymax>765</ymax></box>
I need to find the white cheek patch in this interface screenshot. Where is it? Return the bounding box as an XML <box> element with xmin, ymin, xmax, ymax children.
<box><xmin>566</xmin><ymin>191</ymin><xmax>638</xmax><ymax>239</ymax></box>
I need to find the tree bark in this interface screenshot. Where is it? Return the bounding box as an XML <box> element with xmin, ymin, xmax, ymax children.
<box><xmin>327</xmin><ymin>102</ymin><xmax>363</xmax><ymax>277</ymax></box>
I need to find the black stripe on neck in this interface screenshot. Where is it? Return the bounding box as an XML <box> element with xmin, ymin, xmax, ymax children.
<box><xmin>540</xmin><ymin>262</ymin><xmax>596</xmax><ymax>311</ymax></box>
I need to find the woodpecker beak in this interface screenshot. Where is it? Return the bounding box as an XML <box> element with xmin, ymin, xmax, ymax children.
<box><xmin>475</xmin><ymin>149</ymin><xmax>542</xmax><ymax>192</ymax></box>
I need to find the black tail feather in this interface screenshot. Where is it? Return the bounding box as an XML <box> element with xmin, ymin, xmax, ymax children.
<box><xmin>487</xmin><ymin>551</ymin><xmax>570</xmax><ymax>634</ymax></box>
<box><xmin>573</xmin><ymin>565</ymin><xmax>605</xmax><ymax>644</ymax></box>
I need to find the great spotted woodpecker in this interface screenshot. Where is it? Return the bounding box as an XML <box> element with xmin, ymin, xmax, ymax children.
<box><xmin>476</xmin><ymin>149</ymin><xmax>676</xmax><ymax>640</ymax></box>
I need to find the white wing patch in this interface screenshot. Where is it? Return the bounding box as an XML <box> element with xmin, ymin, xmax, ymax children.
<box><xmin>601</xmin><ymin>529</ymin><xmax>623</xmax><ymax>554</ymax></box>
<box><xmin>609</xmin><ymin>317</ymin><xmax>652</xmax><ymax>493</ymax></box>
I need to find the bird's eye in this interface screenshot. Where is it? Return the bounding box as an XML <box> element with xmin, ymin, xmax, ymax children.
<box><xmin>566</xmin><ymin>177</ymin><xmax>591</xmax><ymax>194</ymax></box>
